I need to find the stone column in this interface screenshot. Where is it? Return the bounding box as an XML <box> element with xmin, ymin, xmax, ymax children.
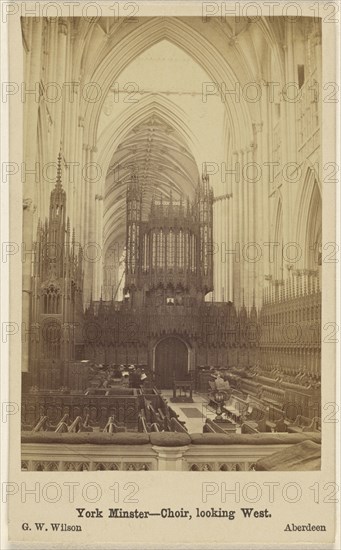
<box><xmin>246</xmin><ymin>145</ymin><xmax>255</xmax><ymax>309</ymax></box>
<box><xmin>22</xmin><ymin>19</ymin><xmax>42</xmax><ymax>374</ymax></box>
<box><xmin>213</xmin><ymin>200</ymin><xmax>219</xmax><ymax>302</ymax></box>
<box><xmin>240</xmin><ymin>148</ymin><xmax>245</xmax><ymax>302</ymax></box>
<box><xmin>94</xmin><ymin>194</ymin><xmax>104</xmax><ymax>298</ymax></box>
<box><xmin>227</xmin><ymin>194</ymin><xmax>233</xmax><ymax>302</ymax></box>
<box><xmin>282</xmin><ymin>22</ymin><xmax>296</xmax><ymax>252</ymax></box>
<box><xmin>152</xmin><ymin>446</ymin><xmax>189</xmax><ymax>471</ymax></box>
<box><xmin>231</xmin><ymin>150</ymin><xmax>240</xmax><ymax>308</ymax></box>
<box><xmin>47</xmin><ymin>19</ymin><xmax>57</xmax><ymax>153</ymax></box>
<box><xmin>53</xmin><ymin>18</ymin><xmax>68</xmax><ymax>156</ymax></box>
<box><xmin>252</xmin><ymin>121</ymin><xmax>264</xmax><ymax>310</ymax></box>
<box><xmin>82</xmin><ymin>144</ymin><xmax>90</xmax><ymax>246</ymax></box>
<box><xmin>218</xmin><ymin>199</ymin><xmax>223</xmax><ymax>300</ymax></box>
<box><xmin>75</xmin><ymin>117</ymin><xmax>84</xmax><ymax>242</ymax></box>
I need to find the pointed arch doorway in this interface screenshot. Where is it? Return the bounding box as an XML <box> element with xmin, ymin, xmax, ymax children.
<box><xmin>153</xmin><ymin>337</ymin><xmax>189</xmax><ymax>389</ymax></box>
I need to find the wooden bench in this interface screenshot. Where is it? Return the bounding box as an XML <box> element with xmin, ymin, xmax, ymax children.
<box><xmin>255</xmin><ymin>375</ymin><xmax>280</xmax><ymax>387</ymax></box>
<box><xmin>287</xmin><ymin>415</ymin><xmax>321</xmax><ymax>433</ymax></box>
<box><xmin>274</xmin><ymin>417</ymin><xmax>290</xmax><ymax>433</ymax></box>
<box><xmin>245</xmin><ymin>405</ymin><xmax>267</xmax><ymax>432</ymax></box>
<box><xmin>203</xmin><ymin>418</ymin><xmax>226</xmax><ymax>433</ymax></box>
<box><xmin>32</xmin><ymin>415</ymin><xmax>49</xmax><ymax>432</ymax></box>
<box><xmin>138</xmin><ymin>414</ymin><xmax>150</xmax><ymax>433</ymax></box>
<box><xmin>52</xmin><ymin>414</ymin><xmax>70</xmax><ymax>433</ymax></box>
<box><xmin>170</xmin><ymin>417</ymin><xmax>188</xmax><ymax>433</ymax></box>
<box><xmin>261</xmin><ymin>386</ymin><xmax>285</xmax><ymax>408</ymax></box>
<box><xmin>241</xmin><ymin>421</ymin><xmax>259</xmax><ymax>434</ymax></box>
<box><xmin>260</xmin><ymin>386</ymin><xmax>286</xmax><ymax>424</ymax></box>
<box><xmin>168</xmin><ymin>406</ymin><xmax>187</xmax><ymax>427</ymax></box>
<box><xmin>163</xmin><ymin>416</ymin><xmax>172</xmax><ymax>432</ymax></box>
<box><xmin>240</xmin><ymin>378</ymin><xmax>262</xmax><ymax>397</ymax></box>
<box><xmin>68</xmin><ymin>416</ymin><xmax>91</xmax><ymax>433</ymax></box>
<box><xmin>103</xmin><ymin>416</ymin><xmax>126</xmax><ymax>433</ymax></box>
<box><xmin>203</xmin><ymin>418</ymin><xmax>236</xmax><ymax>434</ymax></box>
<box><xmin>158</xmin><ymin>408</ymin><xmax>166</xmax><ymax>421</ymax></box>
<box><xmin>224</xmin><ymin>394</ymin><xmax>249</xmax><ymax>422</ymax></box>
<box><xmin>148</xmin><ymin>404</ymin><xmax>162</xmax><ymax>424</ymax></box>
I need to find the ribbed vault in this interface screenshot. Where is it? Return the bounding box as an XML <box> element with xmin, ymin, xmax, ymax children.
<box><xmin>103</xmin><ymin>113</ymin><xmax>199</xmax><ymax>249</ymax></box>
<box><xmin>99</xmin><ymin>39</ymin><xmax>219</xmax><ymax>256</ymax></box>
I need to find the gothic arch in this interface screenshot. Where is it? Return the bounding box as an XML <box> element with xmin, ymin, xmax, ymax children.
<box><xmin>98</xmin><ymin>93</ymin><xmax>201</xmax><ymax>191</ymax></box>
<box><xmin>152</xmin><ymin>334</ymin><xmax>192</xmax><ymax>388</ymax></box>
<box><xmin>100</xmin><ymin>95</ymin><xmax>201</xmax><ymax>255</ymax></box>
<box><xmin>81</xmin><ymin>18</ymin><xmax>255</xmax><ymax>151</ymax></box>
<box><xmin>269</xmin><ymin>191</ymin><xmax>284</xmax><ymax>280</ymax></box>
<box><xmin>295</xmin><ymin>166</ymin><xmax>322</xmax><ymax>270</ymax></box>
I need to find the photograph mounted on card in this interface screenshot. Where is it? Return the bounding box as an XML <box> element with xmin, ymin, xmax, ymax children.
<box><xmin>4</xmin><ymin>1</ymin><xmax>339</xmax><ymax>548</ymax></box>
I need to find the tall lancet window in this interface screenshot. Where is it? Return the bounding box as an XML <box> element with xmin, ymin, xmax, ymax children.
<box><xmin>178</xmin><ymin>230</ymin><xmax>184</xmax><ymax>269</ymax></box>
<box><xmin>143</xmin><ymin>234</ymin><xmax>149</xmax><ymax>272</ymax></box>
<box><xmin>43</xmin><ymin>285</ymin><xmax>61</xmax><ymax>314</ymax></box>
<box><xmin>130</xmin><ymin>222</ymin><xmax>138</xmax><ymax>274</ymax></box>
<box><xmin>203</xmin><ymin>202</ymin><xmax>208</xmax><ymax>223</ymax></box>
<box><xmin>157</xmin><ymin>229</ymin><xmax>165</xmax><ymax>269</ymax></box>
<box><xmin>199</xmin><ymin>227</ymin><xmax>204</xmax><ymax>262</ymax></box>
<box><xmin>127</xmin><ymin>226</ymin><xmax>132</xmax><ymax>270</ymax></box>
<box><xmin>203</xmin><ymin>226</ymin><xmax>208</xmax><ymax>275</ymax></box>
<box><xmin>191</xmin><ymin>234</ymin><xmax>196</xmax><ymax>272</ymax></box>
<box><xmin>167</xmin><ymin>230</ymin><xmax>175</xmax><ymax>268</ymax></box>
<box><xmin>184</xmin><ymin>231</ymin><xmax>189</xmax><ymax>270</ymax></box>
<box><xmin>152</xmin><ymin>231</ymin><xmax>157</xmax><ymax>268</ymax></box>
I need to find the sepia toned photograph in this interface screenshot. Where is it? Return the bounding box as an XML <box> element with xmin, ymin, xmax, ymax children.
<box><xmin>18</xmin><ymin>13</ymin><xmax>325</xmax><ymax>475</ymax></box>
<box><xmin>3</xmin><ymin>1</ymin><xmax>340</xmax><ymax>547</ymax></box>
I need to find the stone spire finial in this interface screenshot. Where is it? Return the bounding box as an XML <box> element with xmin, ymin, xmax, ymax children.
<box><xmin>56</xmin><ymin>149</ymin><xmax>63</xmax><ymax>188</ymax></box>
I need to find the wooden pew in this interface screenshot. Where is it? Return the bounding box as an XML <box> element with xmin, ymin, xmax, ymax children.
<box><xmin>241</xmin><ymin>421</ymin><xmax>259</xmax><ymax>434</ymax></box>
<box><xmin>203</xmin><ymin>418</ymin><xmax>236</xmax><ymax>434</ymax></box>
<box><xmin>240</xmin><ymin>378</ymin><xmax>262</xmax><ymax>397</ymax></box>
<box><xmin>148</xmin><ymin>403</ymin><xmax>162</xmax><ymax>424</ymax></box>
<box><xmin>168</xmin><ymin>406</ymin><xmax>187</xmax><ymax>427</ymax></box>
<box><xmin>223</xmin><ymin>394</ymin><xmax>249</xmax><ymax>422</ymax></box>
<box><xmin>170</xmin><ymin>417</ymin><xmax>188</xmax><ymax>433</ymax></box>
<box><xmin>103</xmin><ymin>416</ymin><xmax>126</xmax><ymax>433</ymax></box>
<box><xmin>54</xmin><ymin>414</ymin><xmax>70</xmax><ymax>433</ymax></box>
<box><xmin>138</xmin><ymin>414</ymin><xmax>150</xmax><ymax>433</ymax></box>
<box><xmin>287</xmin><ymin>415</ymin><xmax>321</xmax><ymax>433</ymax></box>
<box><xmin>32</xmin><ymin>415</ymin><xmax>49</xmax><ymax>432</ymax></box>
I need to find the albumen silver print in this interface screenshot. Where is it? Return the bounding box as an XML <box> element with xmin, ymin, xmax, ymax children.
<box><xmin>20</xmin><ymin>12</ymin><xmax>323</xmax><ymax>473</ymax></box>
<box><xmin>2</xmin><ymin>1</ymin><xmax>339</xmax><ymax>548</ymax></box>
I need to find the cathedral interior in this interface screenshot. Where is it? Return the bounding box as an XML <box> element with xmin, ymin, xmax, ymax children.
<box><xmin>21</xmin><ymin>16</ymin><xmax>323</xmax><ymax>471</ymax></box>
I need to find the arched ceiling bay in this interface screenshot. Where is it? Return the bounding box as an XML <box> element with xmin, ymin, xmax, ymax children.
<box><xmin>103</xmin><ymin>114</ymin><xmax>200</xmax><ymax>247</ymax></box>
<box><xmin>102</xmin><ymin>40</ymin><xmax>224</xmax><ymax>253</ymax></box>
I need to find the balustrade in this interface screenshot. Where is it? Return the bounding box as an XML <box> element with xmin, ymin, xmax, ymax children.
<box><xmin>21</xmin><ymin>431</ymin><xmax>321</xmax><ymax>471</ymax></box>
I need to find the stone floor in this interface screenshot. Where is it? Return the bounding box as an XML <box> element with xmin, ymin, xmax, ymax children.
<box><xmin>161</xmin><ymin>390</ymin><xmax>241</xmax><ymax>433</ymax></box>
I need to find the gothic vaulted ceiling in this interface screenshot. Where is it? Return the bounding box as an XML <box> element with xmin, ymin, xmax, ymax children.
<box><xmin>103</xmin><ymin>114</ymin><xmax>200</xmax><ymax>247</ymax></box>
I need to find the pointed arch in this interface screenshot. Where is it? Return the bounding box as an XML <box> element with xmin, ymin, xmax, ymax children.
<box><xmin>81</xmin><ymin>18</ymin><xmax>254</xmax><ymax>152</ymax></box>
<box><xmin>295</xmin><ymin>165</ymin><xmax>322</xmax><ymax>270</ymax></box>
<box><xmin>270</xmin><ymin>191</ymin><xmax>284</xmax><ymax>280</ymax></box>
<box><xmin>101</xmin><ymin>94</ymin><xmax>201</xmax><ymax>255</ymax></box>
<box><xmin>97</xmin><ymin>93</ymin><xmax>202</xmax><ymax>191</ymax></box>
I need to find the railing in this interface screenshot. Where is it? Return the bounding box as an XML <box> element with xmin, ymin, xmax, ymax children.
<box><xmin>21</xmin><ymin>432</ymin><xmax>321</xmax><ymax>472</ymax></box>
<box><xmin>22</xmin><ymin>392</ymin><xmax>140</xmax><ymax>429</ymax></box>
